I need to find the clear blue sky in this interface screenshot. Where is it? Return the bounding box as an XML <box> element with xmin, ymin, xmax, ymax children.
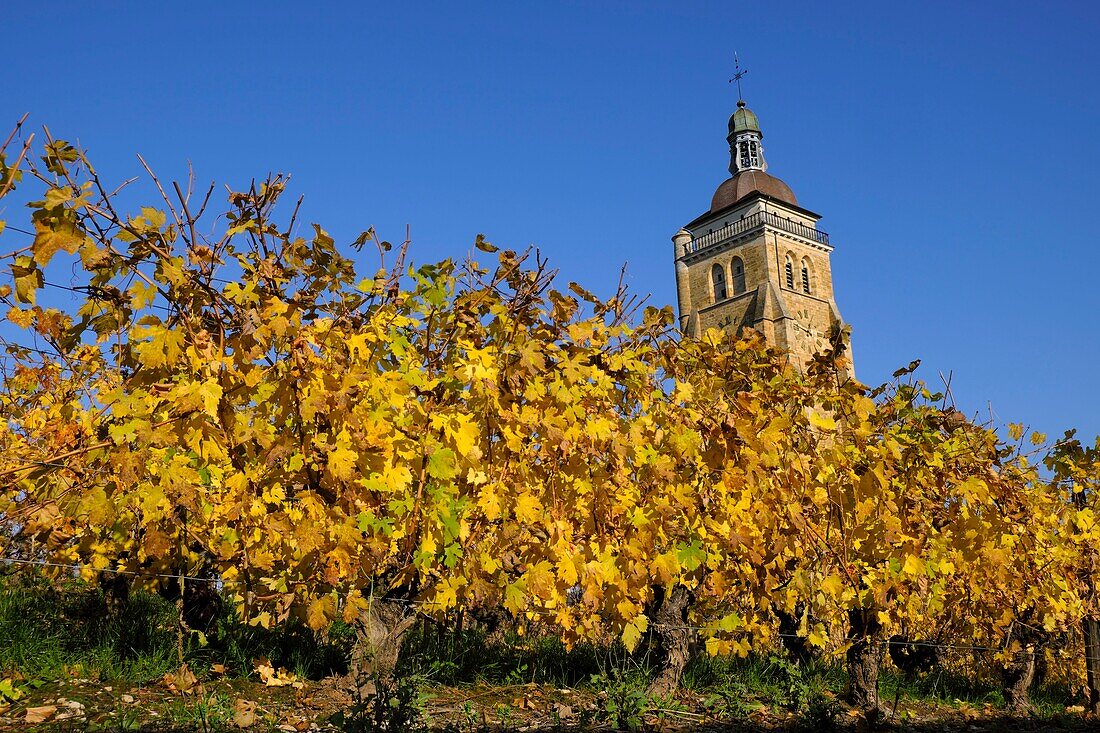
<box><xmin>4</xmin><ymin>1</ymin><xmax>1099</xmax><ymax>443</ymax></box>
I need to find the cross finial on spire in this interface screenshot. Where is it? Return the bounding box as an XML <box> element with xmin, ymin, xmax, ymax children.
<box><xmin>729</xmin><ymin>53</ymin><xmax>748</xmax><ymax>103</ymax></box>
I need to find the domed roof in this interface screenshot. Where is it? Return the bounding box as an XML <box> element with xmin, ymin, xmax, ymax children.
<box><xmin>728</xmin><ymin>100</ymin><xmax>761</xmax><ymax>136</ymax></box>
<box><xmin>710</xmin><ymin>170</ymin><xmax>798</xmax><ymax>212</ymax></box>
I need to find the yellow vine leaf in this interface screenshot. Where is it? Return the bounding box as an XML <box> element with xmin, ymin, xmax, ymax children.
<box><xmin>621</xmin><ymin>615</ymin><xmax>648</xmax><ymax>652</ymax></box>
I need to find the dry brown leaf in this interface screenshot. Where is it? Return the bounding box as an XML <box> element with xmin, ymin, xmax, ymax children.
<box><xmin>233</xmin><ymin>698</ymin><xmax>258</xmax><ymax>728</ymax></box>
<box><xmin>553</xmin><ymin>702</ymin><xmax>574</xmax><ymax>718</ymax></box>
<box><xmin>163</xmin><ymin>663</ymin><xmax>199</xmax><ymax>695</ymax></box>
<box><xmin>25</xmin><ymin>704</ymin><xmax>58</xmax><ymax>724</ymax></box>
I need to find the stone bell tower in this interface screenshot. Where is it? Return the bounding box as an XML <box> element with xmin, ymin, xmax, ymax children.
<box><xmin>672</xmin><ymin>96</ymin><xmax>849</xmax><ymax>370</ymax></box>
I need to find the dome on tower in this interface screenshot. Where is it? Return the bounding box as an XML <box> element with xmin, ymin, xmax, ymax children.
<box><xmin>710</xmin><ymin>170</ymin><xmax>798</xmax><ymax>212</ymax></box>
<box><xmin>728</xmin><ymin>100</ymin><xmax>761</xmax><ymax>136</ymax></box>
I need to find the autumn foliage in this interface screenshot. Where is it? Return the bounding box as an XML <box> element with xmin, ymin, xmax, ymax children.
<box><xmin>2</xmin><ymin>125</ymin><xmax>1099</xmax><ymax>714</ymax></box>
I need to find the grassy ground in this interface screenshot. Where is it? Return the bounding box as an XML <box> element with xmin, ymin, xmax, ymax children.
<box><xmin>0</xmin><ymin>574</ymin><xmax>353</xmax><ymax>683</ymax></box>
<box><xmin>0</xmin><ymin>574</ymin><xmax>1094</xmax><ymax>731</ymax></box>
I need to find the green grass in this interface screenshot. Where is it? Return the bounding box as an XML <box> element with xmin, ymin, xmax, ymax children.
<box><xmin>684</xmin><ymin>648</ymin><xmax>1082</xmax><ymax>722</ymax></box>
<box><xmin>0</xmin><ymin>573</ymin><xmax>1087</xmax><ymax>728</ymax></box>
<box><xmin>197</xmin><ymin>609</ymin><xmax>354</xmax><ymax>680</ymax></box>
<box><xmin>164</xmin><ymin>688</ymin><xmax>236</xmax><ymax>733</ymax></box>
<box><xmin>397</xmin><ymin>623</ymin><xmax>609</xmax><ymax>687</ymax></box>
<box><xmin>0</xmin><ymin>573</ymin><xmax>352</xmax><ymax>685</ymax></box>
<box><xmin>0</xmin><ymin>575</ymin><xmax>179</xmax><ymax>683</ymax></box>
<box><xmin>395</xmin><ymin>619</ymin><xmax>1087</xmax><ymax>723</ymax></box>
<box><xmin>684</xmin><ymin>651</ymin><xmax>841</xmax><ymax>719</ymax></box>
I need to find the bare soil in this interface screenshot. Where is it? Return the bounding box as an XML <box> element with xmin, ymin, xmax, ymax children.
<box><xmin>1</xmin><ymin>676</ymin><xmax>1096</xmax><ymax>732</ymax></box>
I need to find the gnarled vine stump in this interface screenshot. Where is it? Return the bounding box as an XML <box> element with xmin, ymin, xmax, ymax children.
<box><xmin>646</xmin><ymin>585</ymin><xmax>696</xmax><ymax>698</ymax></box>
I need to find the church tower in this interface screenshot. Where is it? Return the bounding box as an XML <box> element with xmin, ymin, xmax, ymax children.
<box><xmin>672</xmin><ymin>97</ymin><xmax>848</xmax><ymax>370</ymax></box>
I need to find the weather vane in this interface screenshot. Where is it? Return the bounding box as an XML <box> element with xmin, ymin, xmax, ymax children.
<box><xmin>729</xmin><ymin>53</ymin><xmax>748</xmax><ymax>101</ymax></box>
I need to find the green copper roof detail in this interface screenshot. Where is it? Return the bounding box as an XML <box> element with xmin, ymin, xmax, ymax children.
<box><xmin>728</xmin><ymin>100</ymin><xmax>762</xmax><ymax>136</ymax></box>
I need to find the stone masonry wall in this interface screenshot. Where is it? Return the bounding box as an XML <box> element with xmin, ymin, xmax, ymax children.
<box><xmin>680</xmin><ymin>226</ymin><xmax>840</xmax><ymax>367</ymax></box>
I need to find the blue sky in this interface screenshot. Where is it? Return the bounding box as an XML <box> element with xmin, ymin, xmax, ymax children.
<box><xmin>4</xmin><ymin>1</ymin><xmax>1099</xmax><ymax>442</ymax></box>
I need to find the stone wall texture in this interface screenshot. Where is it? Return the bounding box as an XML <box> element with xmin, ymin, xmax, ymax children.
<box><xmin>678</xmin><ymin>217</ymin><xmax>844</xmax><ymax>369</ymax></box>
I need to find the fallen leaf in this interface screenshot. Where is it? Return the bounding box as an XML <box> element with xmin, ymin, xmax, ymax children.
<box><xmin>120</xmin><ymin>694</ymin><xmax>135</xmax><ymax>704</ymax></box>
<box><xmin>254</xmin><ymin>657</ymin><xmax>299</xmax><ymax>688</ymax></box>
<box><xmin>164</xmin><ymin>663</ymin><xmax>199</xmax><ymax>695</ymax></box>
<box><xmin>25</xmin><ymin>705</ymin><xmax>58</xmax><ymax>724</ymax></box>
<box><xmin>553</xmin><ymin>703</ymin><xmax>574</xmax><ymax>718</ymax></box>
<box><xmin>233</xmin><ymin>699</ymin><xmax>258</xmax><ymax>728</ymax></box>
<box><xmin>0</xmin><ymin>677</ymin><xmax>24</xmax><ymax>704</ymax></box>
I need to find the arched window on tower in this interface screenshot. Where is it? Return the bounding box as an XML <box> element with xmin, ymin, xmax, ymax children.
<box><xmin>711</xmin><ymin>263</ymin><xmax>727</xmax><ymax>302</ymax></box>
<box><xmin>731</xmin><ymin>257</ymin><xmax>746</xmax><ymax>295</ymax></box>
<box><xmin>738</xmin><ymin>139</ymin><xmax>761</xmax><ymax>169</ymax></box>
<box><xmin>801</xmin><ymin>258</ymin><xmax>812</xmax><ymax>294</ymax></box>
<box><xmin>784</xmin><ymin>254</ymin><xmax>794</xmax><ymax>289</ymax></box>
